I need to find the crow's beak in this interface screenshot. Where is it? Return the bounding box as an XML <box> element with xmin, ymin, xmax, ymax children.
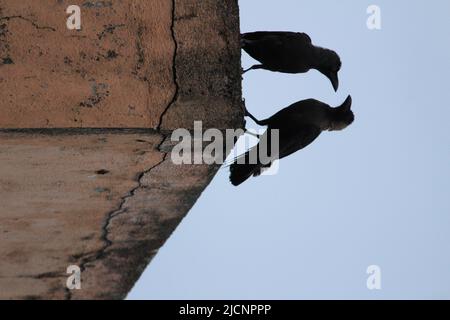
<box><xmin>328</xmin><ymin>71</ymin><xmax>339</xmax><ymax>92</ymax></box>
<box><xmin>340</xmin><ymin>95</ymin><xmax>352</xmax><ymax>110</ymax></box>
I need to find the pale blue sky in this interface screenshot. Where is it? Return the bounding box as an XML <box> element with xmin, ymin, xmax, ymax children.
<box><xmin>128</xmin><ymin>0</ymin><xmax>450</xmax><ymax>299</ymax></box>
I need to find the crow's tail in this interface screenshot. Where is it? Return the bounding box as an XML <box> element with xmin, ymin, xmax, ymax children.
<box><xmin>229</xmin><ymin>162</ymin><xmax>262</xmax><ymax>186</ymax></box>
<box><xmin>229</xmin><ymin>147</ymin><xmax>272</xmax><ymax>186</ymax></box>
<box><xmin>229</xmin><ymin>130</ymin><xmax>276</xmax><ymax>186</ymax></box>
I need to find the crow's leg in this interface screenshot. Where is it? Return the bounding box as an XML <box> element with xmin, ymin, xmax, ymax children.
<box><xmin>242</xmin><ymin>64</ymin><xmax>264</xmax><ymax>74</ymax></box>
<box><xmin>244</xmin><ymin>106</ymin><xmax>266</xmax><ymax>126</ymax></box>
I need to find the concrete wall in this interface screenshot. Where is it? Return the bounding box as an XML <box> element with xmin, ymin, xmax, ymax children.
<box><xmin>0</xmin><ymin>0</ymin><xmax>242</xmax><ymax>299</ymax></box>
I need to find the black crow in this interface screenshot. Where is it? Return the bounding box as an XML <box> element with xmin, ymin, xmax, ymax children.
<box><xmin>241</xmin><ymin>31</ymin><xmax>342</xmax><ymax>91</ymax></box>
<box><xmin>230</xmin><ymin>95</ymin><xmax>354</xmax><ymax>186</ymax></box>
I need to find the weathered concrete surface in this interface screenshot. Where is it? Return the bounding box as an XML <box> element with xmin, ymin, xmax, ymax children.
<box><xmin>0</xmin><ymin>0</ymin><xmax>242</xmax><ymax>130</ymax></box>
<box><xmin>161</xmin><ymin>0</ymin><xmax>243</xmax><ymax>129</ymax></box>
<box><xmin>69</xmin><ymin>139</ymin><xmax>222</xmax><ymax>300</ymax></box>
<box><xmin>0</xmin><ymin>0</ymin><xmax>175</xmax><ymax>128</ymax></box>
<box><xmin>0</xmin><ymin>130</ymin><xmax>164</xmax><ymax>299</ymax></box>
<box><xmin>0</xmin><ymin>0</ymin><xmax>242</xmax><ymax>299</ymax></box>
<box><xmin>0</xmin><ymin>131</ymin><xmax>222</xmax><ymax>299</ymax></box>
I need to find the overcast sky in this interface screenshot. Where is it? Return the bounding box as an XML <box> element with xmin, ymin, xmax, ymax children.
<box><xmin>128</xmin><ymin>0</ymin><xmax>450</xmax><ymax>299</ymax></box>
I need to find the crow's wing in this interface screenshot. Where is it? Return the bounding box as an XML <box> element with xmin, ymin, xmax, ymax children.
<box><xmin>228</xmin><ymin>123</ymin><xmax>320</xmax><ymax>186</ymax></box>
<box><xmin>277</xmin><ymin>125</ymin><xmax>322</xmax><ymax>160</ymax></box>
<box><xmin>242</xmin><ymin>31</ymin><xmax>311</xmax><ymax>44</ymax></box>
<box><xmin>264</xmin><ymin>99</ymin><xmax>321</xmax><ymax>126</ymax></box>
<box><xmin>229</xmin><ymin>124</ymin><xmax>321</xmax><ymax>165</ymax></box>
<box><xmin>242</xmin><ymin>32</ymin><xmax>312</xmax><ymax>66</ymax></box>
<box><xmin>242</xmin><ymin>34</ymin><xmax>283</xmax><ymax>63</ymax></box>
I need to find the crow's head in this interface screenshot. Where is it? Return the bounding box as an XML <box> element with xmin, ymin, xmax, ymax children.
<box><xmin>330</xmin><ymin>95</ymin><xmax>354</xmax><ymax>131</ymax></box>
<box><xmin>317</xmin><ymin>49</ymin><xmax>342</xmax><ymax>92</ymax></box>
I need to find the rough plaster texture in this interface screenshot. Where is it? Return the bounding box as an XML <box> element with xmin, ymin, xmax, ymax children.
<box><xmin>0</xmin><ymin>0</ymin><xmax>242</xmax><ymax>130</ymax></box>
<box><xmin>0</xmin><ymin>131</ymin><xmax>164</xmax><ymax>299</ymax></box>
<box><xmin>0</xmin><ymin>0</ymin><xmax>242</xmax><ymax>299</ymax></box>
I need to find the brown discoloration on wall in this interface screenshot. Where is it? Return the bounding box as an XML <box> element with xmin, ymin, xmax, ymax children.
<box><xmin>0</xmin><ymin>130</ymin><xmax>232</xmax><ymax>300</ymax></box>
<box><xmin>0</xmin><ymin>0</ymin><xmax>242</xmax><ymax>300</ymax></box>
<box><xmin>0</xmin><ymin>0</ymin><xmax>175</xmax><ymax>128</ymax></box>
<box><xmin>0</xmin><ymin>131</ymin><xmax>164</xmax><ymax>299</ymax></box>
<box><xmin>0</xmin><ymin>0</ymin><xmax>243</xmax><ymax>130</ymax></box>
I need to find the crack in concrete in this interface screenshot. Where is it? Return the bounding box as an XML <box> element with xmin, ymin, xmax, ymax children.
<box><xmin>67</xmin><ymin>0</ymin><xmax>179</xmax><ymax>299</ymax></box>
<box><xmin>0</xmin><ymin>0</ymin><xmax>243</xmax><ymax>300</ymax></box>
<box><xmin>3</xmin><ymin>2</ymin><xmax>181</xmax><ymax>298</ymax></box>
<box><xmin>0</xmin><ymin>15</ymin><xmax>56</xmax><ymax>32</ymax></box>
<box><xmin>157</xmin><ymin>0</ymin><xmax>179</xmax><ymax>131</ymax></box>
<box><xmin>72</xmin><ymin>135</ymin><xmax>169</xmax><ymax>300</ymax></box>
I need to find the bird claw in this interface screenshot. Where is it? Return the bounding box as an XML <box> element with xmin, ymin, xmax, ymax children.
<box><xmin>243</xmin><ymin>107</ymin><xmax>250</xmax><ymax>118</ymax></box>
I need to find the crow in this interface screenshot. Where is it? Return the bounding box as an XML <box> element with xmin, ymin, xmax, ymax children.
<box><xmin>229</xmin><ymin>95</ymin><xmax>354</xmax><ymax>186</ymax></box>
<box><xmin>241</xmin><ymin>31</ymin><xmax>342</xmax><ymax>91</ymax></box>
